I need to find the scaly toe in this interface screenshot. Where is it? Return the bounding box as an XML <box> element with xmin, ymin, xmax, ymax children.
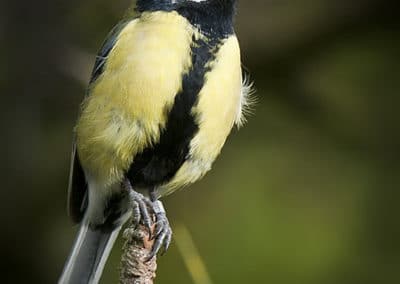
<box><xmin>146</xmin><ymin>210</ymin><xmax>172</xmax><ymax>261</ymax></box>
<box><xmin>125</xmin><ymin>181</ymin><xmax>153</xmax><ymax>237</ymax></box>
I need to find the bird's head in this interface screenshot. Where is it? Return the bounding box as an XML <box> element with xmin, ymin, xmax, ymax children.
<box><xmin>135</xmin><ymin>0</ymin><xmax>237</xmax><ymax>35</ymax></box>
<box><xmin>175</xmin><ymin>0</ymin><xmax>237</xmax><ymax>6</ymax></box>
<box><xmin>136</xmin><ymin>0</ymin><xmax>237</xmax><ymax>11</ymax></box>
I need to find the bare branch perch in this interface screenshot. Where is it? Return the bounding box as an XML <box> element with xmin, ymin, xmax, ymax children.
<box><xmin>120</xmin><ymin>219</ymin><xmax>157</xmax><ymax>284</ymax></box>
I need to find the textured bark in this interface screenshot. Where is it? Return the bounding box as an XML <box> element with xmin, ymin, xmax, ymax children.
<box><xmin>120</xmin><ymin>220</ymin><xmax>157</xmax><ymax>284</ymax></box>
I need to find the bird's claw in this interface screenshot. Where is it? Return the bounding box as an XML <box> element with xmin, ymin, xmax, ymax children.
<box><xmin>124</xmin><ymin>180</ymin><xmax>154</xmax><ymax>238</ymax></box>
<box><xmin>124</xmin><ymin>180</ymin><xmax>172</xmax><ymax>260</ymax></box>
<box><xmin>130</xmin><ymin>190</ymin><xmax>154</xmax><ymax>237</ymax></box>
<box><xmin>146</xmin><ymin>210</ymin><xmax>172</xmax><ymax>261</ymax></box>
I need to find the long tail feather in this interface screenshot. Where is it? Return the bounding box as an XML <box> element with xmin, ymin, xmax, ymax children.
<box><xmin>58</xmin><ymin>218</ymin><xmax>121</xmax><ymax>284</ymax></box>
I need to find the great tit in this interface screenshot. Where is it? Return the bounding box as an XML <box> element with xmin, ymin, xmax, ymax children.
<box><xmin>59</xmin><ymin>0</ymin><xmax>253</xmax><ymax>283</ymax></box>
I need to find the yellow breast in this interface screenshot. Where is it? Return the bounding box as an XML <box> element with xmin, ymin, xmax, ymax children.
<box><xmin>76</xmin><ymin>12</ymin><xmax>196</xmax><ymax>184</ymax></box>
<box><xmin>163</xmin><ymin>35</ymin><xmax>242</xmax><ymax>194</ymax></box>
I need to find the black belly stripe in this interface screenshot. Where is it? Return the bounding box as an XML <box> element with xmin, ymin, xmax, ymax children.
<box><xmin>126</xmin><ymin>36</ymin><xmax>221</xmax><ymax>188</ymax></box>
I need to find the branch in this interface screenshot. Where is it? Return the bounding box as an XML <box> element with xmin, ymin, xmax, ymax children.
<box><xmin>120</xmin><ymin>219</ymin><xmax>157</xmax><ymax>284</ymax></box>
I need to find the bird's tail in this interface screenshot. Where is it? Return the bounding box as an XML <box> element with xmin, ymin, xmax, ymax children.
<box><xmin>58</xmin><ymin>218</ymin><xmax>122</xmax><ymax>284</ymax></box>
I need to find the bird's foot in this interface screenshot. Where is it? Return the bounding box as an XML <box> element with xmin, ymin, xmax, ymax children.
<box><xmin>148</xmin><ymin>200</ymin><xmax>172</xmax><ymax>260</ymax></box>
<box><xmin>123</xmin><ymin>180</ymin><xmax>172</xmax><ymax>260</ymax></box>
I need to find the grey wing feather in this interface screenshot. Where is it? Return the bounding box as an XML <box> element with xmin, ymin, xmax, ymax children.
<box><xmin>67</xmin><ymin>20</ymin><xmax>132</xmax><ymax>223</ymax></box>
<box><xmin>89</xmin><ymin>20</ymin><xmax>131</xmax><ymax>84</ymax></box>
<box><xmin>58</xmin><ymin>219</ymin><xmax>122</xmax><ymax>283</ymax></box>
<box><xmin>67</xmin><ymin>139</ymin><xmax>88</xmax><ymax>223</ymax></box>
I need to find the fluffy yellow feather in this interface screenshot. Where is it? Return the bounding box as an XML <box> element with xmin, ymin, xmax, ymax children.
<box><xmin>76</xmin><ymin>12</ymin><xmax>201</xmax><ymax>185</ymax></box>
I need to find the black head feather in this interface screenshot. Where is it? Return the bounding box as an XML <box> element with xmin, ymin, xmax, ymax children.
<box><xmin>136</xmin><ymin>0</ymin><xmax>237</xmax><ymax>36</ymax></box>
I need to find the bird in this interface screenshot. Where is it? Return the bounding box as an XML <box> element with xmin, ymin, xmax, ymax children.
<box><xmin>59</xmin><ymin>0</ymin><xmax>253</xmax><ymax>283</ymax></box>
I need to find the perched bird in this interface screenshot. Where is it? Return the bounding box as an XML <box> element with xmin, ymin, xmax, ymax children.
<box><xmin>59</xmin><ymin>0</ymin><xmax>253</xmax><ymax>283</ymax></box>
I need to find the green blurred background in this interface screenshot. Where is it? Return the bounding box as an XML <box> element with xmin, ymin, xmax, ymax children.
<box><xmin>1</xmin><ymin>0</ymin><xmax>400</xmax><ymax>283</ymax></box>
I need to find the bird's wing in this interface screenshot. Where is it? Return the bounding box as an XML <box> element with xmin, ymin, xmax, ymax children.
<box><xmin>67</xmin><ymin>140</ymin><xmax>87</xmax><ymax>223</ymax></box>
<box><xmin>88</xmin><ymin>22</ymin><xmax>128</xmax><ymax>85</ymax></box>
<box><xmin>67</xmin><ymin>20</ymin><xmax>131</xmax><ymax>223</ymax></box>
